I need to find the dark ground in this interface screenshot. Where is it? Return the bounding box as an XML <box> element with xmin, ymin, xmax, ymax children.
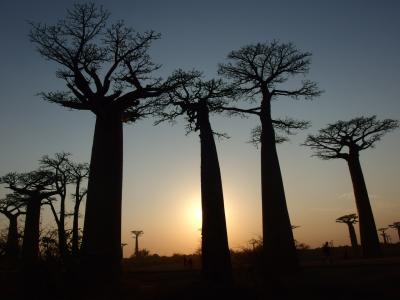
<box><xmin>1</xmin><ymin>253</ymin><xmax>399</xmax><ymax>299</ymax></box>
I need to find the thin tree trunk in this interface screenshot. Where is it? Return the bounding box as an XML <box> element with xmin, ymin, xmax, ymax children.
<box><xmin>347</xmin><ymin>223</ymin><xmax>359</xmax><ymax>256</ymax></box>
<box><xmin>72</xmin><ymin>194</ymin><xmax>81</xmax><ymax>256</ymax></box>
<box><xmin>58</xmin><ymin>194</ymin><xmax>68</xmax><ymax>259</ymax></box>
<box><xmin>22</xmin><ymin>197</ymin><xmax>41</xmax><ymax>266</ymax></box>
<box><xmin>198</xmin><ymin>107</ymin><xmax>232</xmax><ymax>283</ymax></box>
<box><xmin>5</xmin><ymin>215</ymin><xmax>19</xmax><ymax>259</ymax></box>
<box><xmin>81</xmin><ymin>110</ymin><xmax>123</xmax><ymax>281</ymax></box>
<box><xmin>260</xmin><ymin>100</ymin><xmax>298</xmax><ymax>272</ymax></box>
<box><xmin>397</xmin><ymin>228</ymin><xmax>400</xmax><ymax>243</ymax></box>
<box><xmin>347</xmin><ymin>153</ymin><xmax>381</xmax><ymax>257</ymax></box>
<box><xmin>134</xmin><ymin>236</ymin><xmax>139</xmax><ymax>257</ymax></box>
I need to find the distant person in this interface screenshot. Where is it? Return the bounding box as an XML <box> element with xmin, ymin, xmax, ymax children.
<box><xmin>322</xmin><ymin>241</ymin><xmax>331</xmax><ymax>263</ymax></box>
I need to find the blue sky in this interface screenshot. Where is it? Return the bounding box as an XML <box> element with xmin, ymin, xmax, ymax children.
<box><xmin>0</xmin><ymin>0</ymin><xmax>399</xmax><ymax>255</ymax></box>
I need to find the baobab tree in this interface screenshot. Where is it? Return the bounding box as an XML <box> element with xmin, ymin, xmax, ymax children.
<box><xmin>218</xmin><ymin>41</ymin><xmax>321</xmax><ymax>271</ymax></box>
<box><xmin>378</xmin><ymin>228</ymin><xmax>389</xmax><ymax>245</ymax></box>
<box><xmin>29</xmin><ymin>2</ymin><xmax>193</xmax><ymax>276</ymax></box>
<box><xmin>304</xmin><ymin>116</ymin><xmax>399</xmax><ymax>257</ymax></box>
<box><xmin>40</xmin><ymin>152</ymin><xmax>72</xmax><ymax>260</ymax></box>
<box><xmin>336</xmin><ymin>214</ymin><xmax>359</xmax><ymax>256</ymax></box>
<box><xmin>67</xmin><ymin>160</ymin><xmax>89</xmax><ymax>256</ymax></box>
<box><xmin>389</xmin><ymin>222</ymin><xmax>400</xmax><ymax>242</ymax></box>
<box><xmin>0</xmin><ymin>171</ymin><xmax>58</xmax><ymax>266</ymax></box>
<box><xmin>131</xmin><ymin>230</ymin><xmax>143</xmax><ymax>257</ymax></box>
<box><xmin>0</xmin><ymin>194</ymin><xmax>25</xmax><ymax>259</ymax></box>
<box><xmin>157</xmin><ymin>74</ymin><xmax>233</xmax><ymax>282</ymax></box>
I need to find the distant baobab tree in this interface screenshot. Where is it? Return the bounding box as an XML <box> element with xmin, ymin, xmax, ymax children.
<box><xmin>304</xmin><ymin>116</ymin><xmax>399</xmax><ymax>257</ymax></box>
<box><xmin>0</xmin><ymin>194</ymin><xmax>25</xmax><ymax>259</ymax></box>
<box><xmin>131</xmin><ymin>230</ymin><xmax>143</xmax><ymax>257</ymax></box>
<box><xmin>157</xmin><ymin>73</ymin><xmax>232</xmax><ymax>282</ymax></box>
<box><xmin>389</xmin><ymin>222</ymin><xmax>400</xmax><ymax>242</ymax></box>
<box><xmin>40</xmin><ymin>152</ymin><xmax>72</xmax><ymax>260</ymax></box>
<box><xmin>378</xmin><ymin>228</ymin><xmax>389</xmax><ymax>245</ymax></box>
<box><xmin>336</xmin><ymin>214</ymin><xmax>359</xmax><ymax>255</ymax></box>
<box><xmin>0</xmin><ymin>171</ymin><xmax>58</xmax><ymax>267</ymax></box>
<box><xmin>218</xmin><ymin>41</ymin><xmax>322</xmax><ymax>272</ymax></box>
<box><xmin>67</xmin><ymin>160</ymin><xmax>89</xmax><ymax>256</ymax></box>
<box><xmin>29</xmin><ymin>2</ymin><xmax>193</xmax><ymax>277</ymax></box>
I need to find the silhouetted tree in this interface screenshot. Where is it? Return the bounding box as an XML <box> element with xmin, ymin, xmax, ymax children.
<box><xmin>131</xmin><ymin>230</ymin><xmax>143</xmax><ymax>257</ymax></box>
<box><xmin>336</xmin><ymin>214</ymin><xmax>359</xmax><ymax>255</ymax></box>
<box><xmin>0</xmin><ymin>194</ymin><xmax>25</xmax><ymax>259</ymax></box>
<box><xmin>389</xmin><ymin>222</ymin><xmax>400</xmax><ymax>242</ymax></box>
<box><xmin>66</xmin><ymin>161</ymin><xmax>89</xmax><ymax>256</ymax></box>
<box><xmin>40</xmin><ymin>152</ymin><xmax>72</xmax><ymax>260</ymax></box>
<box><xmin>0</xmin><ymin>171</ymin><xmax>58</xmax><ymax>266</ymax></box>
<box><xmin>378</xmin><ymin>228</ymin><xmax>389</xmax><ymax>245</ymax></box>
<box><xmin>218</xmin><ymin>41</ymin><xmax>321</xmax><ymax>271</ymax></box>
<box><xmin>157</xmin><ymin>74</ymin><xmax>233</xmax><ymax>283</ymax></box>
<box><xmin>304</xmin><ymin>116</ymin><xmax>399</xmax><ymax>257</ymax></box>
<box><xmin>30</xmin><ymin>2</ymin><xmax>193</xmax><ymax>277</ymax></box>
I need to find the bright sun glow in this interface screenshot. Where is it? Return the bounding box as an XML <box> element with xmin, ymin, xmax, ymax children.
<box><xmin>186</xmin><ymin>197</ymin><xmax>202</xmax><ymax>229</ymax></box>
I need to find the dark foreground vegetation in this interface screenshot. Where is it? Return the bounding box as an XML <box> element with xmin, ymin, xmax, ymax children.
<box><xmin>1</xmin><ymin>244</ymin><xmax>400</xmax><ymax>300</ymax></box>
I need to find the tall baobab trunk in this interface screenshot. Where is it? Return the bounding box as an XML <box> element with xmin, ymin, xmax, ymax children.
<box><xmin>22</xmin><ymin>197</ymin><xmax>41</xmax><ymax>266</ymax></box>
<box><xmin>198</xmin><ymin>107</ymin><xmax>232</xmax><ymax>283</ymax></box>
<box><xmin>5</xmin><ymin>215</ymin><xmax>20</xmax><ymax>259</ymax></box>
<box><xmin>57</xmin><ymin>220</ymin><xmax>68</xmax><ymax>260</ymax></box>
<box><xmin>81</xmin><ymin>110</ymin><xmax>123</xmax><ymax>279</ymax></box>
<box><xmin>347</xmin><ymin>150</ymin><xmax>381</xmax><ymax>257</ymax></box>
<box><xmin>134</xmin><ymin>235</ymin><xmax>139</xmax><ymax>257</ymax></box>
<box><xmin>260</xmin><ymin>99</ymin><xmax>298</xmax><ymax>272</ymax></box>
<box><xmin>346</xmin><ymin>223</ymin><xmax>359</xmax><ymax>255</ymax></box>
<box><xmin>72</xmin><ymin>197</ymin><xmax>81</xmax><ymax>256</ymax></box>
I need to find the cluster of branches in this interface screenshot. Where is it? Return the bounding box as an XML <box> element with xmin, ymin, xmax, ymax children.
<box><xmin>0</xmin><ymin>152</ymin><xmax>89</xmax><ymax>261</ymax></box>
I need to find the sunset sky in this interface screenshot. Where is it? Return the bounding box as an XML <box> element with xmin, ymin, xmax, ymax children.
<box><xmin>0</xmin><ymin>0</ymin><xmax>399</xmax><ymax>257</ymax></box>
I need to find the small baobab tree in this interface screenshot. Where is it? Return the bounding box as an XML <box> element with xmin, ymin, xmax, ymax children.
<box><xmin>336</xmin><ymin>214</ymin><xmax>359</xmax><ymax>256</ymax></box>
<box><xmin>131</xmin><ymin>230</ymin><xmax>143</xmax><ymax>257</ymax></box>
<box><xmin>40</xmin><ymin>152</ymin><xmax>72</xmax><ymax>260</ymax></box>
<box><xmin>389</xmin><ymin>222</ymin><xmax>400</xmax><ymax>243</ymax></box>
<box><xmin>66</xmin><ymin>160</ymin><xmax>89</xmax><ymax>256</ymax></box>
<box><xmin>218</xmin><ymin>41</ymin><xmax>321</xmax><ymax>272</ymax></box>
<box><xmin>378</xmin><ymin>228</ymin><xmax>389</xmax><ymax>245</ymax></box>
<box><xmin>304</xmin><ymin>116</ymin><xmax>399</xmax><ymax>257</ymax></box>
<box><xmin>157</xmin><ymin>74</ymin><xmax>232</xmax><ymax>282</ymax></box>
<box><xmin>0</xmin><ymin>171</ymin><xmax>58</xmax><ymax>266</ymax></box>
<box><xmin>0</xmin><ymin>194</ymin><xmax>26</xmax><ymax>260</ymax></box>
<box><xmin>29</xmin><ymin>2</ymin><xmax>193</xmax><ymax>276</ymax></box>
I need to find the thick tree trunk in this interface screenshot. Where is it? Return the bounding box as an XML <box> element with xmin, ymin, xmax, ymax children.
<box><xmin>5</xmin><ymin>215</ymin><xmax>19</xmax><ymax>259</ymax></box>
<box><xmin>198</xmin><ymin>107</ymin><xmax>232</xmax><ymax>284</ymax></box>
<box><xmin>396</xmin><ymin>228</ymin><xmax>400</xmax><ymax>243</ymax></box>
<box><xmin>347</xmin><ymin>223</ymin><xmax>359</xmax><ymax>256</ymax></box>
<box><xmin>260</xmin><ymin>101</ymin><xmax>298</xmax><ymax>273</ymax></box>
<box><xmin>21</xmin><ymin>197</ymin><xmax>41</xmax><ymax>266</ymax></box>
<box><xmin>347</xmin><ymin>153</ymin><xmax>381</xmax><ymax>257</ymax></box>
<box><xmin>81</xmin><ymin>110</ymin><xmax>123</xmax><ymax>281</ymax></box>
<box><xmin>57</xmin><ymin>222</ymin><xmax>68</xmax><ymax>259</ymax></box>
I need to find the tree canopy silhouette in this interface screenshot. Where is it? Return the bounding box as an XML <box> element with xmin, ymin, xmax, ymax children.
<box><xmin>218</xmin><ymin>40</ymin><xmax>321</xmax><ymax>272</ymax></box>
<box><xmin>0</xmin><ymin>171</ymin><xmax>58</xmax><ymax>266</ymax></box>
<box><xmin>0</xmin><ymin>193</ymin><xmax>25</xmax><ymax>260</ymax></box>
<box><xmin>336</xmin><ymin>213</ymin><xmax>359</xmax><ymax>255</ymax></box>
<box><xmin>40</xmin><ymin>152</ymin><xmax>73</xmax><ymax>260</ymax></box>
<box><xmin>157</xmin><ymin>73</ymin><xmax>233</xmax><ymax>283</ymax></box>
<box><xmin>29</xmin><ymin>2</ymin><xmax>193</xmax><ymax>278</ymax></box>
<box><xmin>304</xmin><ymin>116</ymin><xmax>399</xmax><ymax>257</ymax></box>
